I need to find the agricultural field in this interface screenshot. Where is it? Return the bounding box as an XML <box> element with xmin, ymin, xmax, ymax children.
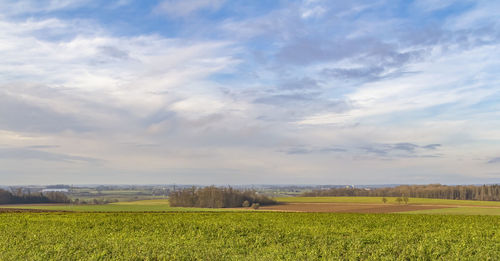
<box><xmin>276</xmin><ymin>196</ymin><xmax>500</xmax><ymax>206</ymax></box>
<box><xmin>266</xmin><ymin>196</ymin><xmax>500</xmax><ymax>215</ymax></box>
<box><xmin>259</xmin><ymin>202</ymin><xmax>451</xmax><ymax>213</ymax></box>
<box><xmin>0</xmin><ymin>212</ymin><xmax>498</xmax><ymax>260</ymax></box>
<box><xmin>404</xmin><ymin>207</ymin><xmax>500</xmax><ymax>215</ymax></box>
<box><xmin>3</xmin><ymin>196</ymin><xmax>500</xmax><ymax>215</ymax></box>
<box><xmin>1</xmin><ymin>197</ymin><xmax>499</xmax><ymax>259</ymax></box>
<box><xmin>0</xmin><ymin>199</ymin><xmax>237</xmax><ymax>212</ymax></box>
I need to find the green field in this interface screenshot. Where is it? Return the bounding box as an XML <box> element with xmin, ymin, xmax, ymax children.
<box><xmin>0</xmin><ymin>212</ymin><xmax>498</xmax><ymax>260</ymax></box>
<box><xmin>276</xmin><ymin>196</ymin><xmax>500</xmax><ymax>206</ymax></box>
<box><xmin>0</xmin><ymin>200</ymin><xmax>236</xmax><ymax>212</ymax></box>
<box><xmin>4</xmin><ymin>197</ymin><xmax>500</xmax><ymax>215</ymax></box>
<box><xmin>113</xmin><ymin>199</ymin><xmax>170</xmax><ymax>205</ymax></box>
<box><xmin>404</xmin><ymin>207</ymin><xmax>500</xmax><ymax>215</ymax></box>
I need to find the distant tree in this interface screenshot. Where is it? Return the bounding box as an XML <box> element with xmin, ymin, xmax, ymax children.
<box><xmin>403</xmin><ymin>196</ymin><xmax>409</xmax><ymax>205</ymax></box>
<box><xmin>242</xmin><ymin>200</ymin><xmax>250</xmax><ymax>207</ymax></box>
<box><xmin>395</xmin><ymin>197</ymin><xmax>403</xmax><ymax>204</ymax></box>
<box><xmin>0</xmin><ymin>189</ymin><xmax>11</xmax><ymax>204</ymax></box>
<box><xmin>382</xmin><ymin>197</ymin><xmax>387</xmax><ymax>204</ymax></box>
<box><xmin>0</xmin><ymin>189</ymin><xmax>69</xmax><ymax>204</ymax></box>
<box><xmin>44</xmin><ymin>192</ymin><xmax>70</xmax><ymax>203</ymax></box>
<box><xmin>169</xmin><ymin>186</ymin><xmax>276</xmax><ymax>208</ymax></box>
<box><xmin>300</xmin><ymin>184</ymin><xmax>500</xmax><ymax>201</ymax></box>
<box><xmin>251</xmin><ymin>203</ymin><xmax>260</xmax><ymax>210</ymax></box>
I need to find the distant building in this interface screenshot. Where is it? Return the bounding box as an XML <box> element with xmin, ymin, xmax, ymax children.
<box><xmin>42</xmin><ymin>188</ymin><xmax>69</xmax><ymax>193</ymax></box>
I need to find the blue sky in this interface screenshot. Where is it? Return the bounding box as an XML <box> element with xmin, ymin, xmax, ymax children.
<box><xmin>0</xmin><ymin>0</ymin><xmax>499</xmax><ymax>185</ymax></box>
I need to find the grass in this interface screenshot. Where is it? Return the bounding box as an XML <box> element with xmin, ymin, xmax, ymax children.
<box><xmin>111</xmin><ymin>199</ymin><xmax>170</xmax><ymax>205</ymax></box>
<box><xmin>276</xmin><ymin>196</ymin><xmax>500</xmax><ymax>206</ymax></box>
<box><xmin>0</xmin><ymin>212</ymin><xmax>498</xmax><ymax>260</ymax></box>
<box><xmin>403</xmin><ymin>207</ymin><xmax>500</xmax><ymax>216</ymax></box>
<box><xmin>1</xmin><ymin>204</ymin><xmax>186</xmax><ymax>212</ymax></box>
<box><xmin>3</xmin><ymin>197</ymin><xmax>499</xmax><ymax>214</ymax></box>
<box><xmin>0</xmin><ymin>200</ymin><xmax>241</xmax><ymax>212</ymax></box>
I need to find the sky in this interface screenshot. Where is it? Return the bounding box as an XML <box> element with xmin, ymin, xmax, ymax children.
<box><xmin>0</xmin><ymin>0</ymin><xmax>499</xmax><ymax>185</ymax></box>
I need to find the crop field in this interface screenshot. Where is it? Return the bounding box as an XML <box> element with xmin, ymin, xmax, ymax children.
<box><xmin>3</xmin><ymin>197</ymin><xmax>500</xmax><ymax>215</ymax></box>
<box><xmin>276</xmin><ymin>196</ymin><xmax>500</xmax><ymax>206</ymax></box>
<box><xmin>259</xmin><ymin>203</ymin><xmax>451</xmax><ymax>213</ymax></box>
<box><xmin>0</xmin><ymin>212</ymin><xmax>498</xmax><ymax>260</ymax></box>
<box><xmin>0</xmin><ymin>200</ymin><xmax>235</xmax><ymax>212</ymax></box>
<box><xmin>266</xmin><ymin>197</ymin><xmax>500</xmax><ymax>215</ymax></box>
<box><xmin>404</xmin><ymin>207</ymin><xmax>500</xmax><ymax>215</ymax></box>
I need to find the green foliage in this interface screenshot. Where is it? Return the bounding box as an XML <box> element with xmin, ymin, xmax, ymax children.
<box><xmin>0</xmin><ymin>212</ymin><xmax>498</xmax><ymax>260</ymax></box>
<box><xmin>0</xmin><ymin>189</ymin><xmax>69</xmax><ymax>204</ymax></box>
<box><xmin>302</xmin><ymin>184</ymin><xmax>500</xmax><ymax>201</ymax></box>
<box><xmin>382</xmin><ymin>197</ymin><xmax>388</xmax><ymax>204</ymax></box>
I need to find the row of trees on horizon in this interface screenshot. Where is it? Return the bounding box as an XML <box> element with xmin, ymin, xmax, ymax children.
<box><xmin>0</xmin><ymin>188</ymin><xmax>70</xmax><ymax>204</ymax></box>
<box><xmin>302</xmin><ymin>184</ymin><xmax>500</xmax><ymax>201</ymax></box>
<box><xmin>169</xmin><ymin>186</ymin><xmax>276</xmax><ymax>208</ymax></box>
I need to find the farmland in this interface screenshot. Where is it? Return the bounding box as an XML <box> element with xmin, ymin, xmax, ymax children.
<box><xmin>1</xmin><ymin>212</ymin><xmax>498</xmax><ymax>260</ymax></box>
<box><xmin>1</xmin><ymin>196</ymin><xmax>500</xmax><ymax>259</ymax></box>
<box><xmin>3</xmin><ymin>196</ymin><xmax>500</xmax><ymax>215</ymax></box>
<box><xmin>264</xmin><ymin>197</ymin><xmax>500</xmax><ymax>215</ymax></box>
<box><xmin>259</xmin><ymin>202</ymin><xmax>451</xmax><ymax>213</ymax></box>
<box><xmin>0</xmin><ymin>199</ymin><xmax>236</xmax><ymax>212</ymax></box>
<box><xmin>404</xmin><ymin>207</ymin><xmax>500</xmax><ymax>215</ymax></box>
<box><xmin>276</xmin><ymin>196</ymin><xmax>500</xmax><ymax>206</ymax></box>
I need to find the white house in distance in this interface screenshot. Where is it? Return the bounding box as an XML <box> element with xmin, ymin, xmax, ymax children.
<box><xmin>41</xmin><ymin>188</ymin><xmax>69</xmax><ymax>193</ymax></box>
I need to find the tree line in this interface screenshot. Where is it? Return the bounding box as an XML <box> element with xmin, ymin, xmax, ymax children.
<box><xmin>0</xmin><ymin>188</ymin><xmax>70</xmax><ymax>204</ymax></box>
<box><xmin>302</xmin><ymin>184</ymin><xmax>500</xmax><ymax>201</ymax></box>
<box><xmin>169</xmin><ymin>186</ymin><xmax>276</xmax><ymax>208</ymax></box>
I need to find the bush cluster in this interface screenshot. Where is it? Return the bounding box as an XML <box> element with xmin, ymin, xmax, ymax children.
<box><xmin>0</xmin><ymin>189</ymin><xmax>69</xmax><ymax>204</ymax></box>
<box><xmin>169</xmin><ymin>186</ymin><xmax>276</xmax><ymax>208</ymax></box>
<box><xmin>303</xmin><ymin>184</ymin><xmax>500</xmax><ymax>201</ymax></box>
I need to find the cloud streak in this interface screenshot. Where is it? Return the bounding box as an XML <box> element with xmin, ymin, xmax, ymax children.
<box><xmin>0</xmin><ymin>1</ymin><xmax>499</xmax><ymax>184</ymax></box>
<box><xmin>0</xmin><ymin>147</ymin><xmax>100</xmax><ymax>163</ymax></box>
<box><xmin>155</xmin><ymin>0</ymin><xmax>225</xmax><ymax>18</ymax></box>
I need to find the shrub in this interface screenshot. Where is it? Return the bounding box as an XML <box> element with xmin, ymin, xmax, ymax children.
<box><xmin>169</xmin><ymin>186</ymin><xmax>276</xmax><ymax>208</ymax></box>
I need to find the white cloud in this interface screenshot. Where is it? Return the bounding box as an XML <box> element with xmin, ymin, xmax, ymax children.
<box><xmin>0</xmin><ymin>15</ymin><xmax>239</xmax><ymax>120</ymax></box>
<box><xmin>0</xmin><ymin>0</ymin><xmax>93</xmax><ymax>15</ymax></box>
<box><xmin>1</xmin><ymin>1</ymin><xmax>500</xmax><ymax>184</ymax></box>
<box><xmin>412</xmin><ymin>0</ymin><xmax>458</xmax><ymax>12</ymax></box>
<box><xmin>155</xmin><ymin>0</ymin><xmax>225</xmax><ymax>18</ymax></box>
<box><xmin>301</xmin><ymin>6</ymin><xmax>326</xmax><ymax>19</ymax></box>
<box><xmin>297</xmin><ymin>44</ymin><xmax>500</xmax><ymax>125</ymax></box>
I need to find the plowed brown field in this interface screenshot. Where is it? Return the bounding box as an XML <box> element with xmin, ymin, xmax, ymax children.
<box><xmin>259</xmin><ymin>203</ymin><xmax>451</xmax><ymax>213</ymax></box>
